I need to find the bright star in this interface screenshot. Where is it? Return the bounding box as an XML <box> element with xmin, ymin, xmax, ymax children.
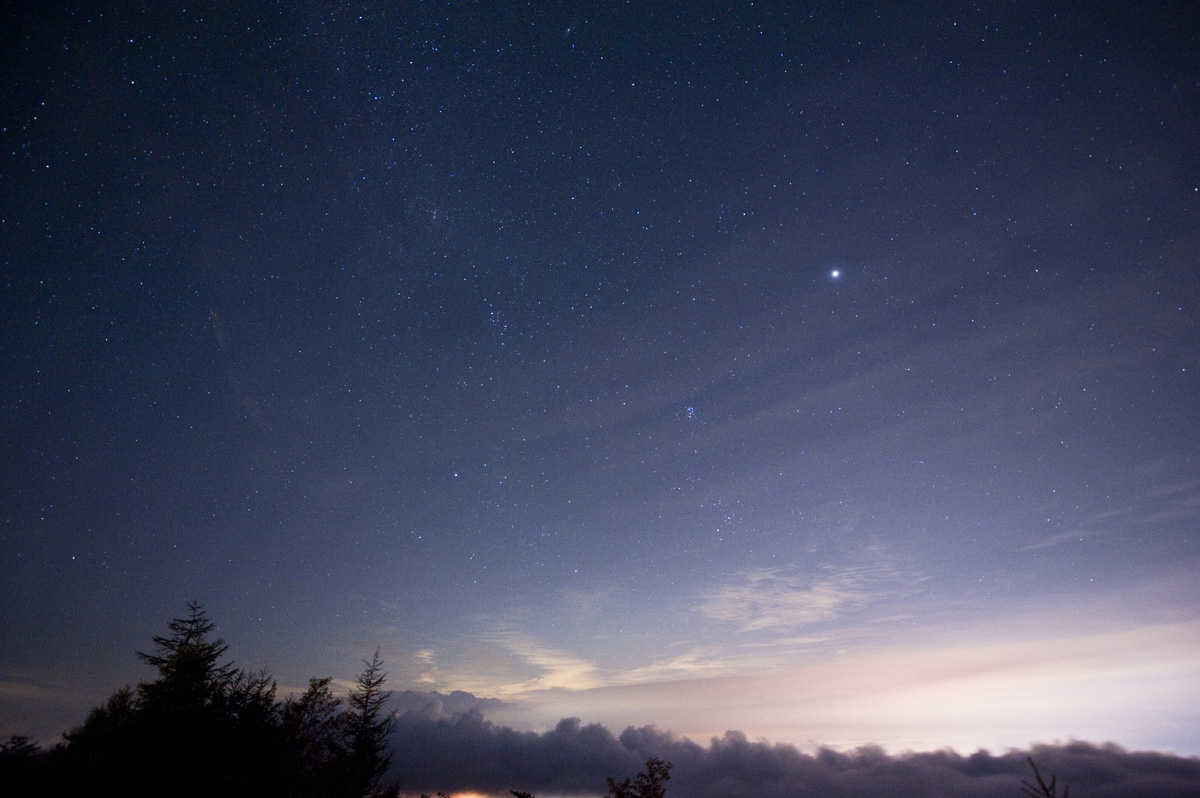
<box><xmin>831</xmin><ymin>269</ymin><xmax>840</xmax><ymax>278</ymax></box>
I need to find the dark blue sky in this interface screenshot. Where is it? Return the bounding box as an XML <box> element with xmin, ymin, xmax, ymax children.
<box><xmin>2</xmin><ymin>1</ymin><xmax>1198</xmax><ymax>760</ymax></box>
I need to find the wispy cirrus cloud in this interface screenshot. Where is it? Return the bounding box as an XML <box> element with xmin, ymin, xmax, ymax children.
<box><xmin>439</xmin><ymin>554</ymin><xmax>923</xmax><ymax>699</ymax></box>
<box><xmin>698</xmin><ymin>547</ymin><xmax>918</xmax><ymax>633</ymax></box>
<box><xmin>1115</xmin><ymin>475</ymin><xmax>1200</xmax><ymax>527</ymax></box>
<box><xmin>700</xmin><ymin>567</ymin><xmax>863</xmax><ymax>631</ymax></box>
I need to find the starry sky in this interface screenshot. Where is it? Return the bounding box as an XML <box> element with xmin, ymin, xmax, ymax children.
<box><xmin>2</xmin><ymin>0</ymin><xmax>1199</xmax><ymax>761</ymax></box>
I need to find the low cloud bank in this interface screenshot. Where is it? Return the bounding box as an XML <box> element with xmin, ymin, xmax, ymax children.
<box><xmin>387</xmin><ymin>709</ymin><xmax>1200</xmax><ymax>797</ymax></box>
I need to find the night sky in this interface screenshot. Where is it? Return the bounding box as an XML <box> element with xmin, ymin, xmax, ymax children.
<box><xmin>3</xmin><ymin>0</ymin><xmax>1199</xmax><ymax>768</ymax></box>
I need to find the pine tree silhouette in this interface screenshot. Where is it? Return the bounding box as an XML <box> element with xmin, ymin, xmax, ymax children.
<box><xmin>344</xmin><ymin>649</ymin><xmax>397</xmax><ymax>798</ymax></box>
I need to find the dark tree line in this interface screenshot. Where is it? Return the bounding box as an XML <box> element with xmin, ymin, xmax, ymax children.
<box><xmin>1</xmin><ymin>602</ymin><xmax>674</xmax><ymax>798</ymax></box>
<box><xmin>2</xmin><ymin>602</ymin><xmax>396</xmax><ymax>798</ymax></box>
<box><xmin>4</xmin><ymin>604</ymin><xmax>1077</xmax><ymax>798</ymax></box>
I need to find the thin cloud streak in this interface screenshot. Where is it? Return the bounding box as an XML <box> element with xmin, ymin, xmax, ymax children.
<box><xmin>609</xmin><ymin>648</ymin><xmax>741</xmax><ymax>685</ymax></box>
<box><xmin>439</xmin><ymin>627</ymin><xmax>605</xmax><ymax>698</ymax></box>
<box><xmin>1017</xmin><ymin>530</ymin><xmax>1093</xmax><ymax>552</ymax></box>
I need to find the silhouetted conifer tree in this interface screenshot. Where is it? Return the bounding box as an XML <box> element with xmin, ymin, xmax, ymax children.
<box><xmin>136</xmin><ymin>602</ymin><xmax>235</xmax><ymax>715</ymax></box>
<box><xmin>131</xmin><ymin>601</ymin><xmax>267</xmax><ymax>797</ymax></box>
<box><xmin>283</xmin><ymin>677</ymin><xmax>347</xmax><ymax>798</ymax></box>
<box><xmin>53</xmin><ymin>602</ymin><xmax>291</xmax><ymax>798</ymax></box>
<box><xmin>344</xmin><ymin>649</ymin><xmax>396</xmax><ymax>798</ymax></box>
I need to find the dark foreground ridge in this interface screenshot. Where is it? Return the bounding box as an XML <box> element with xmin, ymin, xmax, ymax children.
<box><xmin>3</xmin><ymin>604</ymin><xmax>1199</xmax><ymax>798</ymax></box>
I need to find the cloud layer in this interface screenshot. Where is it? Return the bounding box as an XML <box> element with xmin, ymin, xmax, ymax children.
<box><xmin>384</xmin><ymin>709</ymin><xmax>1200</xmax><ymax>797</ymax></box>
